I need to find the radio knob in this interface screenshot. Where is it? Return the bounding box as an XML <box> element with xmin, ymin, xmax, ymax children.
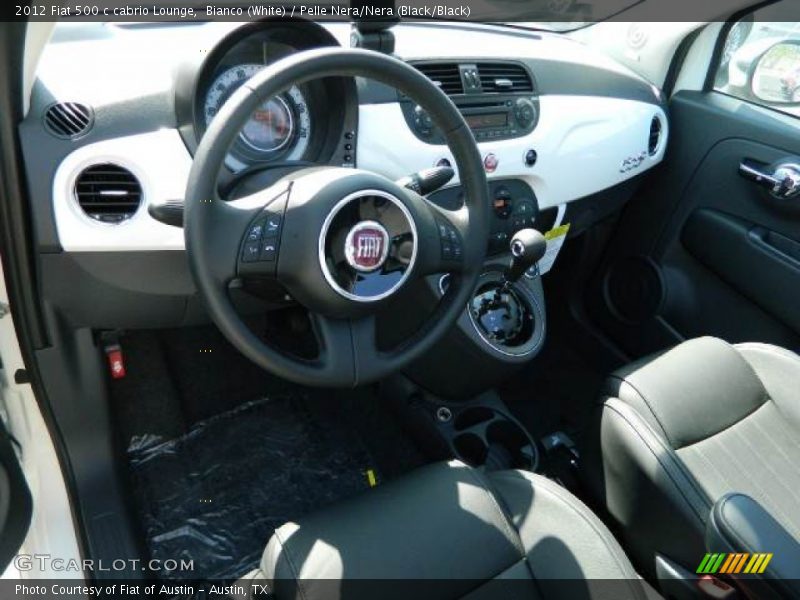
<box><xmin>413</xmin><ymin>105</ymin><xmax>434</xmax><ymax>135</ymax></box>
<box><xmin>514</xmin><ymin>98</ymin><xmax>537</xmax><ymax>128</ymax></box>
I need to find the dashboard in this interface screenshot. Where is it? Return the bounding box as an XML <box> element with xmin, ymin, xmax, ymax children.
<box><xmin>20</xmin><ymin>19</ymin><xmax>668</xmax><ymax>328</ymax></box>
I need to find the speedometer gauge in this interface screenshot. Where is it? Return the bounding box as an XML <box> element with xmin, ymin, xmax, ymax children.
<box><xmin>204</xmin><ymin>63</ymin><xmax>311</xmax><ymax>166</ymax></box>
<box><xmin>242</xmin><ymin>96</ymin><xmax>293</xmax><ymax>152</ymax></box>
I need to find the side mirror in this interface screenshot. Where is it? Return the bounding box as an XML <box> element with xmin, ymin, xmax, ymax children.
<box><xmin>752</xmin><ymin>41</ymin><xmax>800</xmax><ymax>105</ymax></box>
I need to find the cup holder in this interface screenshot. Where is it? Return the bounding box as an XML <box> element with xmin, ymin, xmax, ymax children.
<box><xmin>453</xmin><ymin>433</ymin><xmax>488</xmax><ymax>465</ymax></box>
<box><xmin>448</xmin><ymin>406</ymin><xmax>538</xmax><ymax>471</ymax></box>
<box><xmin>454</xmin><ymin>406</ymin><xmax>494</xmax><ymax>431</ymax></box>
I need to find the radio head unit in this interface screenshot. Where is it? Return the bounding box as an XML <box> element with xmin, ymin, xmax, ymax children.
<box><xmin>401</xmin><ymin>60</ymin><xmax>540</xmax><ymax>144</ymax></box>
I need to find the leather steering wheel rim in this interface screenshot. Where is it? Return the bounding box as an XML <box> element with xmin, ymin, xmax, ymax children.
<box><xmin>185</xmin><ymin>47</ymin><xmax>489</xmax><ymax>387</ymax></box>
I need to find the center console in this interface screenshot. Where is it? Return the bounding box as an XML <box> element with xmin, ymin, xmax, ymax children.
<box><xmin>396</xmin><ymin>258</ymin><xmax>546</xmax><ymax>399</ymax></box>
<box><xmin>428</xmin><ymin>178</ymin><xmax>555</xmax><ymax>255</ymax></box>
<box><xmin>380</xmin><ymin>170</ymin><xmax>552</xmax><ymax>399</ymax></box>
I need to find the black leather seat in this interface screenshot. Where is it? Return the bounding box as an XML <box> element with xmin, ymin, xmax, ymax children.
<box><xmin>237</xmin><ymin>460</ymin><xmax>651</xmax><ymax>600</ymax></box>
<box><xmin>584</xmin><ymin>337</ymin><xmax>800</xmax><ymax>592</ymax></box>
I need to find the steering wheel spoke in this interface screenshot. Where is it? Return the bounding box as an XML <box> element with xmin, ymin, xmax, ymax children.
<box><xmin>416</xmin><ymin>202</ymin><xmax>470</xmax><ymax>276</ymax></box>
<box><xmin>309</xmin><ymin>313</ymin><xmax>380</xmax><ymax>386</ymax></box>
<box><xmin>231</xmin><ymin>183</ymin><xmax>291</xmax><ymax>279</ymax></box>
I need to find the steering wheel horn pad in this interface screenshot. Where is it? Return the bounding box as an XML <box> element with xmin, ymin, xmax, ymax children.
<box><xmin>185</xmin><ymin>48</ymin><xmax>489</xmax><ymax>387</ymax></box>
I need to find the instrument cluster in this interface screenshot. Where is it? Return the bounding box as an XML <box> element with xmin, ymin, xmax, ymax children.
<box><xmin>183</xmin><ymin>21</ymin><xmax>356</xmax><ymax>173</ymax></box>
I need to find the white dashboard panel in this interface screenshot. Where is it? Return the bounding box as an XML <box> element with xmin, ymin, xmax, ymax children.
<box><xmin>52</xmin><ymin>95</ymin><xmax>667</xmax><ymax>251</ymax></box>
<box><xmin>358</xmin><ymin>96</ymin><xmax>668</xmax><ymax>210</ymax></box>
<box><xmin>52</xmin><ymin>129</ymin><xmax>190</xmax><ymax>251</ymax></box>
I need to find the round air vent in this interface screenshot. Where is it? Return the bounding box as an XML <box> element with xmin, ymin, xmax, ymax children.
<box><xmin>74</xmin><ymin>163</ymin><xmax>142</xmax><ymax>224</ymax></box>
<box><xmin>44</xmin><ymin>102</ymin><xmax>94</xmax><ymax>139</ymax></box>
<box><xmin>648</xmin><ymin>115</ymin><xmax>663</xmax><ymax>156</ymax></box>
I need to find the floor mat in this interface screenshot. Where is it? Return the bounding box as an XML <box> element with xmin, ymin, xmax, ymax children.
<box><xmin>128</xmin><ymin>393</ymin><xmax>378</xmax><ymax>580</ymax></box>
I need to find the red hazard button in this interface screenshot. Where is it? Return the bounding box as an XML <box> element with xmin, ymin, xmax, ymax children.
<box><xmin>483</xmin><ymin>153</ymin><xmax>499</xmax><ymax>173</ymax></box>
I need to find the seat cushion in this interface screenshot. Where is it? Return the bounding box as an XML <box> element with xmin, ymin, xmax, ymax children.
<box><xmin>240</xmin><ymin>461</ymin><xmax>650</xmax><ymax>600</ymax></box>
<box><xmin>584</xmin><ymin>336</ymin><xmax>800</xmax><ymax>577</ymax></box>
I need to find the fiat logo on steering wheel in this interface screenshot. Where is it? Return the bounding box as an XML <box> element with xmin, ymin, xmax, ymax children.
<box><xmin>344</xmin><ymin>220</ymin><xmax>390</xmax><ymax>272</ymax></box>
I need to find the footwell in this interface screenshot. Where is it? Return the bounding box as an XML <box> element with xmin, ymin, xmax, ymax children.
<box><xmin>128</xmin><ymin>394</ymin><xmax>378</xmax><ymax>580</ymax></box>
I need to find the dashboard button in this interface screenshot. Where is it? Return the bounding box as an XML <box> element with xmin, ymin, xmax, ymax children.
<box><xmin>483</xmin><ymin>153</ymin><xmax>499</xmax><ymax>173</ymax></box>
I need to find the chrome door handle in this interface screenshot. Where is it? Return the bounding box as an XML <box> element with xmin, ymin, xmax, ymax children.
<box><xmin>739</xmin><ymin>161</ymin><xmax>800</xmax><ymax>200</ymax></box>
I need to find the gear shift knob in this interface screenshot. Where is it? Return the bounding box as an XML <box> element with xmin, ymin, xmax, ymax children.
<box><xmin>505</xmin><ymin>228</ymin><xmax>547</xmax><ymax>282</ymax></box>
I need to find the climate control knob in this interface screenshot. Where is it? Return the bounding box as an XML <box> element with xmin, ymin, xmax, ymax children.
<box><xmin>514</xmin><ymin>98</ymin><xmax>537</xmax><ymax>129</ymax></box>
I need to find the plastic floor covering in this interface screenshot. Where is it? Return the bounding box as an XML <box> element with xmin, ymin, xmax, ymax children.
<box><xmin>128</xmin><ymin>394</ymin><xmax>378</xmax><ymax>580</ymax></box>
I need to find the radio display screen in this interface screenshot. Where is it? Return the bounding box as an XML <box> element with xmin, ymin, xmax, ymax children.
<box><xmin>465</xmin><ymin>112</ymin><xmax>508</xmax><ymax>130</ymax></box>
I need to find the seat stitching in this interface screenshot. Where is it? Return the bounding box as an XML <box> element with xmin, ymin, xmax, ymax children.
<box><xmin>697</xmin><ymin>432</ymin><xmax>798</xmax><ymax>537</ymax></box>
<box><xmin>731</xmin><ymin>415</ymin><xmax>800</xmax><ymax>539</ymax></box>
<box><xmin>678</xmin><ymin>400</ymin><xmax>769</xmax><ymax>449</ymax></box>
<box><xmin>607</xmin><ymin>375</ymin><xmax>674</xmax><ymax>447</ymax></box>
<box><xmin>605</xmin><ymin>401</ymin><xmax>710</xmax><ymax>524</ymax></box>
<box><xmin>464</xmin><ymin>466</ymin><xmax>526</xmax><ymax>558</ymax></box>
<box><xmin>761</xmin><ymin>410</ymin><xmax>800</xmax><ymax>532</ymax></box>
<box><xmin>607</xmin><ymin>399</ymin><xmax>711</xmax><ymax>511</ymax></box>
<box><xmin>271</xmin><ymin>529</ymin><xmax>309</xmax><ymax>600</ymax></box>
<box><xmin>519</xmin><ymin>472</ymin><xmax>646</xmax><ymax>597</ymax></box>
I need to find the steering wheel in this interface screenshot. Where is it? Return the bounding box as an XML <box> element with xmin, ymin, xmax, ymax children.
<box><xmin>185</xmin><ymin>47</ymin><xmax>489</xmax><ymax>387</ymax></box>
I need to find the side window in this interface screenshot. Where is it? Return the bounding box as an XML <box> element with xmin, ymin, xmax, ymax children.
<box><xmin>713</xmin><ymin>1</ymin><xmax>800</xmax><ymax>118</ymax></box>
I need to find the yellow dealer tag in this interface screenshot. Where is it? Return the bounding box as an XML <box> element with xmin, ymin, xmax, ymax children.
<box><xmin>366</xmin><ymin>469</ymin><xmax>378</xmax><ymax>487</ymax></box>
<box><xmin>539</xmin><ymin>223</ymin><xmax>571</xmax><ymax>275</ymax></box>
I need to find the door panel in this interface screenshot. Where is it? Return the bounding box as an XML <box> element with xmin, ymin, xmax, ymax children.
<box><xmin>682</xmin><ymin>208</ymin><xmax>800</xmax><ymax>333</ymax></box>
<box><xmin>588</xmin><ymin>90</ymin><xmax>800</xmax><ymax>357</ymax></box>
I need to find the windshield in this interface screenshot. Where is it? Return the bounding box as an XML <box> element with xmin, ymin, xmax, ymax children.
<box><xmin>504</xmin><ymin>0</ymin><xmax>642</xmax><ymax>31</ymax></box>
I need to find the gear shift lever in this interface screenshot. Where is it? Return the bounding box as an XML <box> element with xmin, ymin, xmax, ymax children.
<box><xmin>474</xmin><ymin>228</ymin><xmax>547</xmax><ymax>346</ymax></box>
<box><xmin>504</xmin><ymin>228</ymin><xmax>547</xmax><ymax>285</ymax></box>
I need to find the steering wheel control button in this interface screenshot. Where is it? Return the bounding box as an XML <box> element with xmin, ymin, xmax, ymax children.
<box><xmin>264</xmin><ymin>213</ymin><xmax>282</xmax><ymax>236</ymax></box>
<box><xmin>437</xmin><ymin>219</ymin><xmax>462</xmax><ymax>263</ymax></box>
<box><xmin>484</xmin><ymin>153</ymin><xmax>499</xmax><ymax>173</ymax></box>
<box><xmin>247</xmin><ymin>220</ymin><xmax>266</xmax><ymax>242</ymax></box>
<box><xmin>242</xmin><ymin>241</ymin><xmax>261</xmax><ymax>263</ymax></box>
<box><xmin>260</xmin><ymin>241</ymin><xmax>278</xmax><ymax>262</ymax></box>
<box><xmin>239</xmin><ymin>195</ymin><xmax>288</xmax><ymax>270</ymax></box>
<box><xmin>344</xmin><ymin>221</ymin><xmax>390</xmax><ymax>273</ymax></box>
